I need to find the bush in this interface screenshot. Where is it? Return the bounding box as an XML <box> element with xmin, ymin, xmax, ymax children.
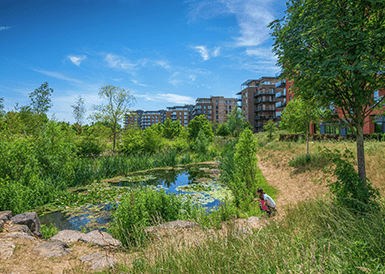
<box><xmin>76</xmin><ymin>136</ymin><xmax>105</xmax><ymax>157</ymax></box>
<box><xmin>109</xmin><ymin>188</ymin><xmax>201</xmax><ymax>248</ymax></box>
<box><xmin>41</xmin><ymin>223</ymin><xmax>59</xmax><ymax>239</ymax></box>
<box><xmin>321</xmin><ymin>148</ymin><xmax>380</xmax><ymax>212</ymax></box>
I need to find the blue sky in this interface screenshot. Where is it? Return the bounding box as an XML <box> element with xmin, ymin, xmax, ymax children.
<box><xmin>0</xmin><ymin>0</ymin><xmax>286</xmax><ymax>124</ymax></box>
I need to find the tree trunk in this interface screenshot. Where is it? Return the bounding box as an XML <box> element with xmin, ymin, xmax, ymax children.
<box><xmin>306</xmin><ymin>131</ymin><xmax>309</xmax><ymax>156</ymax></box>
<box><xmin>113</xmin><ymin>125</ymin><xmax>116</xmax><ymax>154</ymax></box>
<box><xmin>356</xmin><ymin>123</ymin><xmax>367</xmax><ymax>187</ymax></box>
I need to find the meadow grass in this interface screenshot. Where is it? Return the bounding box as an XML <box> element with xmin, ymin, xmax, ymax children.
<box><xmin>104</xmin><ymin>198</ymin><xmax>385</xmax><ymax>274</ymax></box>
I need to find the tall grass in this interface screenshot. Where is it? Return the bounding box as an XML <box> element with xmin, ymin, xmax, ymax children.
<box><xmin>111</xmin><ymin>198</ymin><xmax>385</xmax><ymax>273</ymax></box>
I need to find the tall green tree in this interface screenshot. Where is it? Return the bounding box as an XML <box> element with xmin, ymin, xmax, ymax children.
<box><xmin>270</xmin><ymin>0</ymin><xmax>385</xmax><ymax>184</ymax></box>
<box><xmin>29</xmin><ymin>82</ymin><xmax>53</xmax><ymax>114</ymax></box>
<box><xmin>89</xmin><ymin>85</ymin><xmax>135</xmax><ymax>153</ymax></box>
<box><xmin>187</xmin><ymin>115</ymin><xmax>214</xmax><ymax>141</ymax></box>
<box><xmin>226</xmin><ymin>106</ymin><xmax>245</xmax><ymax>137</ymax></box>
<box><xmin>71</xmin><ymin>95</ymin><xmax>86</xmax><ymax>129</ymax></box>
<box><xmin>280</xmin><ymin>99</ymin><xmax>324</xmax><ymax>156</ymax></box>
<box><xmin>263</xmin><ymin>119</ymin><xmax>278</xmax><ymax>141</ymax></box>
<box><xmin>163</xmin><ymin>118</ymin><xmax>182</xmax><ymax>139</ymax></box>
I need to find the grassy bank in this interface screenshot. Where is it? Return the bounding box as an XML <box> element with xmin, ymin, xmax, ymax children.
<box><xmin>107</xmin><ymin>198</ymin><xmax>385</xmax><ymax>274</ymax></box>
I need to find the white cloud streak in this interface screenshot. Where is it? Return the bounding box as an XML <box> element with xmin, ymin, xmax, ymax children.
<box><xmin>136</xmin><ymin>93</ymin><xmax>195</xmax><ymax>104</ymax></box>
<box><xmin>32</xmin><ymin>69</ymin><xmax>83</xmax><ymax>84</ymax></box>
<box><xmin>193</xmin><ymin>45</ymin><xmax>221</xmax><ymax>61</ymax></box>
<box><xmin>68</xmin><ymin>55</ymin><xmax>86</xmax><ymax>66</ymax></box>
<box><xmin>0</xmin><ymin>26</ymin><xmax>11</xmax><ymax>31</ymax></box>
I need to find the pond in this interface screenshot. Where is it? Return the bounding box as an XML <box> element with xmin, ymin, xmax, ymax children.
<box><xmin>40</xmin><ymin>163</ymin><xmax>232</xmax><ymax>232</ymax></box>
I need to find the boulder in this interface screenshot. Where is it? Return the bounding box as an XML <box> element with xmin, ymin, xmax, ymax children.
<box><xmin>79</xmin><ymin>253</ymin><xmax>116</xmax><ymax>271</ymax></box>
<box><xmin>79</xmin><ymin>230</ymin><xmax>122</xmax><ymax>249</ymax></box>
<box><xmin>8</xmin><ymin>224</ymin><xmax>31</xmax><ymax>234</ymax></box>
<box><xmin>10</xmin><ymin>212</ymin><xmax>42</xmax><ymax>237</ymax></box>
<box><xmin>33</xmin><ymin>240</ymin><xmax>70</xmax><ymax>258</ymax></box>
<box><xmin>51</xmin><ymin>230</ymin><xmax>85</xmax><ymax>244</ymax></box>
<box><xmin>145</xmin><ymin>220</ymin><xmax>198</xmax><ymax>233</ymax></box>
<box><xmin>0</xmin><ymin>211</ymin><xmax>12</xmax><ymax>222</ymax></box>
<box><xmin>0</xmin><ymin>241</ymin><xmax>15</xmax><ymax>259</ymax></box>
<box><xmin>2</xmin><ymin>232</ymin><xmax>36</xmax><ymax>241</ymax></box>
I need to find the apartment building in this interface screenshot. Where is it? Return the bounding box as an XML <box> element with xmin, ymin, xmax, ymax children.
<box><xmin>238</xmin><ymin>77</ymin><xmax>279</xmax><ymax>133</ymax></box>
<box><xmin>125</xmin><ymin>110</ymin><xmax>166</xmax><ymax>129</ymax></box>
<box><xmin>274</xmin><ymin>76</ymin><xmax>287</xmax><ymax>123</ymax></box>
<box><xmin>166</xmin><ymin>105</ymin><xmax>194</xmax><ymax>127</ymax></box>
<box><xmin>193</xmin><ymin>96</ymin><xmax>236</xmax><ymax>123</ymax></box>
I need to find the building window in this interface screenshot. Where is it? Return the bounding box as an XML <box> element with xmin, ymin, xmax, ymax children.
<box><xmin>229</xmin><ymin>106</ymin><xmax>232</xmax><ymax>110</ymax></box>
<box><xmin>216</xmin><ymin>110</ymin><xmax>218</xmax><ymax>114</ymax></box>
<box><xmin>216</xmin><ymin>106</ymin><xmax>218</xmax><ymax>109</ymax></box>
<box><xmin>204</xmin><ymin>106</ymin><xmax>206</xmax><ymax>109</ymax></box>
<box><xmin>229</xmin><ymin>101</ymin><xmax>231</xmax><ymax>104</ymax></box>
<box><xmin>208</xmin><ymin>116</ymin><xmax>211</xmax><ymax>119</ymax></box>
<box><xmin>216</xmin><ymin>115</ymin><xmax>218</xmax><ymax>120</ymax></box>
<box><xmin>225</xmin><ymin>106</ymin><xmax>228</xmax><ymax>110</ymax></box>
<box><xmin>226</xmin><ymin>100</ymin><xmax>228</xmax><ymax>104</ymax></box>
<box><xmin>208</xmin><ymin>105</ymin><xmax>211</xmax><ymax>109</ymax></box>
<box><xmin>216</xmin><ymin>100</ymin><xmax>218</xmax><ymax>104</ymax></box>
<box><xmin>203</xmin><ymin>110</ymin><xmax>206</xmax><ymax>114</ymax></box>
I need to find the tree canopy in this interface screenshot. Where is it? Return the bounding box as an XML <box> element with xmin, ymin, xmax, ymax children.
<box><xmin>29</xmin><ymin>82</ymin><xmax>53</xmax><ymax>115</ymax></box>
<box><xmin>270</xmin><ymin>0</ymin><xmax>385</xmax><ymax>183</ymax></box>
<box><xmin>89</xmin><ymin>85</ymin><xmax>135</xmax><ymax>153</ymax></box>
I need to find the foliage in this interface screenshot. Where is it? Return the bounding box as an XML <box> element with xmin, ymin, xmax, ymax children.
<box><xmin>226</xmin><ymin>107</ymin><xmax>245</xmax><ymax>137</ymax></box>
<box><xmin>187</xmin><ymin>115</ymin><xmax>214</xmax><ymax>141</ymax></box>
<box><xmin>29</xmin><ymin>82</ymin><xmax>53</xmax><ymax>115</ymax></box>
<box><xmin>76</xmin><ymin>136</ymin><xmax>105</xmax><ymax>158</ymax></box>
<box><xmin>163</xmin><ymin>118</ymin><xmax>182</xmax><ymax>139</ymax></box>
<box><xmin>321</xmin><ymin>148</ymin><xmax>380</xmax><ymax>212</ymax></box>
<box><xmin>262</xmin><ymin>119</ymin><xmax>278</xmax><ymax>140</ymax></box>
<box><xmin>40</xmin><ymin>223</ymin><xmax>59</xmax><ymax>240</ymax></box>
<box><xmin>143</xmin><ymin>126</ymin><xmax>164</xmax><ymax>153</ymax></box>
<box><xmin>71</xmin><ymin>95</ymin><xmax>86</xmax><ymax>132</ymax></box>
<box><xmin>109</xmin><ymin>188</ymin><xmax>201</xmax><ymax>248</ymax></box>
<box><xmin>216</xmin><ymin>123</ymin><xmax>230</xmax><ymax>137</ymax></box>
<box><xmin>219</xmin><ymin>139</ymin><xmax>237</xmax><ymax>184</ymax></box>
<box><xmin>193</xmin><ymin>129</ymin><xmax>210</xmax><ymax>160</ymax></box>
<box><xmin>89</xmin><ymin>84</ymin><xmax>136</xmax><ymax>152</ymax></box>
<box><xmin>270</xmin><ymin>0</ymin><xmax>385</xmax><ymax>183</ymax></box>
<box><xmin>127</xmin><ymin>199</ymin><xmax>385</xmax><ymax>273</ymax></box>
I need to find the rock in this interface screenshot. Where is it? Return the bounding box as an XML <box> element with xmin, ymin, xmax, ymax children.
<box><xmin>2</xmin><ymin>232</ymin><xmax>36</xmax><ymax>241</ymax></box>
<box><xmin>51</xmin><ymin>230</ymin><xmax>85</xmax><ymax>244</ymax></box>
<box><xmin>145</xmin><ymin>220</ymin><xmax>198</xmax><ymax>233</ymax></box>
<box><xmin>0</xmin><ymin>211</ymin><xmax>12</xmax><ymax>222</ymax></box>
<box><xmin>0</xmin><ymin>220</ymin><xmax>4</xmax><ymax>231</ymax></box>
<box><xmin>9</xmin><ymin>224</ymin><xmax>31</xmax><ymax>234</ymax></box>
<box><xmin>79</xmin><ymin>230</ymin><xmax>122</xmax><ymax>249</ymax></box>
<box><xmin>10</xmin><ymin>212</ymin><xmax>42</xmax><ymax>237</ymax></box>
<box><xmin>33</xmin><ymin>240</ymin><xmax>70</xmax><ymax>258</ymax></box>
<box><xmin>0</xmin><ymin>241</ymin><xmax>15</xmax><ymax>259</ymax></box>
<box><xmin>79</xmin><ymin>253</ymin><xmax>116</xmax><ymax>271</ymax></box>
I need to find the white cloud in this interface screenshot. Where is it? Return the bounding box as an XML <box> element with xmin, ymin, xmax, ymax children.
<box><xmin>189</xmin><ymin>75</ymin><xmax>196</xmax><ymax>81</ymax></box>
<box><xmin>131</xmin><ymin>80</ymin><xmax>148</xmax><ymax>87</ymax></box>
<box><xmin>105</xmin><ymin>53</ymin><xmax>138</xmax><ymax>74</ymax></box>
<box><xmin>32</xmin><ymin>69</ymin><xmax>83</xmax><ymax>84</ymax></box>
<box><xmin>246</xmin><ymin>47</ymin><xmax>277</xmax><ymax>61</ymax></box>
<box><xmin>189</xmin><ymin>0</ymin><xmax>275</xmax><ymax>47</ymax></box>
<box><xmin>212</xmin><ymin>47</ymin><xmax>221</xmax><ymax>57</ymax></box>
<box><xmin>193</xmin><ymin>45</ymin><xmax>221</xmax><ymax>61</ymax></box>
<box><xmin>194</xmin><ymin>46</ymin><xmax>210</xmax><ymax>61</ymax></box>
<box><xmin>0</xmin><ymin>26</ymin><xmax>10</xmax><ymax>31</ymax></box>
<box><xmin>136</xmin><ymin>93</ymin><xmax>195</xmax><ymax>104</ymax></box>
<box><xmin>68</xmin><ymin>55</ymin><xmax>86</xmax><ymax>66</ymax></box>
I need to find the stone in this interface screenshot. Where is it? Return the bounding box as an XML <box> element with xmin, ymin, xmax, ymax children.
<box><xmin>51</xmin><ymin>230</ymin><xmax>85</xmax><ymax>244</ymax></box>
<box><xmin>0</xmin><ymin>211</ymin><xmax>12</xmax><ymax>222</ymax></box>
<box><xmin>10</xmin><ymin>212</ymin><xmax>42</xmax><ymax>237</ymax></box>
<box><xmin>0</xmin><ymin>241</ymin><xmax>15</xmax><ymax>259</ymax></box>
<box><xmin>145</xmin><ymin>220</ymin><xmax>198</xmax><ymax>233</ymax></box>
<box><xmin>2</xmin><ymin>232</ymin><xmax>36</xmax><ymax>241</ymax></box>
<box><xmin>79</xmin><ymin>253</ymin><xmax>116</xmax><ymax>271</ymax></box>
<box><xmin>8</xmin><ymin>224</ymin><xmax>31</xmax><ymax>234</ymax></box>
<box><xmin>33</xmin><ymin>240</ymin><xmax>70</xmax><ymax>258</ymax></box>
<box><xmin>79</xmin><ymin>230</ymin><xmax>122</xmax><ymax>249</ymax></box>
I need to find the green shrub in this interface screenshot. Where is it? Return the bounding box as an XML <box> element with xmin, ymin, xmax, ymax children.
<box><xmin>76</xmin><ymin>136</ymin><xmax>105</xmax><ymax>157</ymax></box>
<box><xmin>321</xmin><ymin>148</ymin><xmax>380</xmax><ymax>212</ymax></box>
<box><xmin>41</xmin><ymin>223</ymin><xmax>59</xmax><ymax>239</ymax></box>
<box><xmin>288</xmin><ymin>153</ymin><xmax>328</xmax><ymax>168</ymax></box>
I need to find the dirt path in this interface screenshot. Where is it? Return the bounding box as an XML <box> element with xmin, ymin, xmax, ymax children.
<box><xmin>257</xmin><ymin>157</ymin><xmax>328</xmax><ymax>210</ymax></box>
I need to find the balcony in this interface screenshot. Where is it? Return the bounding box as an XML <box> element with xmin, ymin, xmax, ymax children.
<box><xmin>255</xmin><ymin>99</ymin><xmax>275</xmax><ymax>104</ymax></box>
<box><xmin>255</xmin><ymin>123</ymin><xmax>263</xmax><ymax>128</ymax></box>
<box><xmin>255</xmin><ymin>108</ymin><xmax>276</xmax><ymax>113</ymax></box>
<box><xmin>276</xmin><ymin>90</ymin><xmax>286</xmax><ymax>98</ymax></box>
<box><xmin>237</xmin><ymin>95</ymin><xmax>242</xmax><ymax>101</ymax></box>
<box><xmin>276</xmin><ymin>101</ymin><xmax>286</xmax><ymax>108</ymax></box>
<box><xmin>255</xmin><ymin>115</ymin><xmax>276</xmax><ymax>121</ymax></box>
<box><xmin>255</xmin><ymin>90</ymin><xmax>275</xmax><ymax>97</ymax></box>
<box><xmin>275</xmin><ymin>80</ymin><xmax>286</xmax><ymax>88</ymax></box>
